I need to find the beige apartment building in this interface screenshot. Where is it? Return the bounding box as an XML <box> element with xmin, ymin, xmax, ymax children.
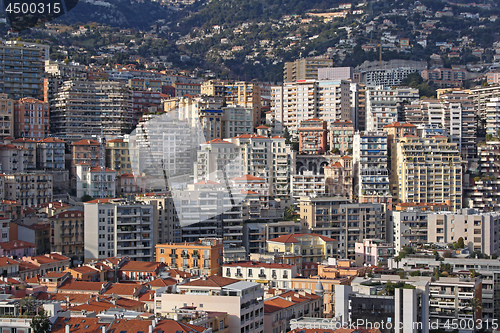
<box><xmin>0</xmin><ymin>94</ymin><xmax>13</xmax><ymax>139</ymax></box>
<box><xmin>396</xmin><ymin>135</ymin><xmax>462</xmax><ymax>210</ymax></box>
<box><xmin>428</xmin><ymin>209</ymin><xmax>500</xmax><ymax>256</ymax></box>
<box><xmin>105</xmin><ymin>138</ymin><xmax>131</xmax><ymax>175</ymax></box>
<box><xmin>283</xmin><ymin>57</ymin><xmax>333</xmax><ymax>82</ymax></box>
<box><xmin>49</xmin><ymin>210</ymin><xmax>84</xmax><ymax>261</ymax></box>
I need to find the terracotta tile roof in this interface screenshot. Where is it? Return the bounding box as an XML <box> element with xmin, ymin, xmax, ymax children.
<box><xmin>138</xmin><ymin>290</ymin><xmax>156</xmax><ymax>302</ymax></box>
<box><xmin>18</xmin><ymin>262</ymin><xmax>39</xmax><ymax>272</ymax></box>
<box><xmin>120</xmin><ymin>261</ymin><xmax>164</xmax><ymax>272</ymax></box>
<box><xmin>268</xmin><ymin>233</ymin><xmax>337</xmax><ymax>243</ymax></box>
<box><xmin>107</xmin><ymin>319</ymin><xmax>154</xmax><ymax>333</ymax></box>
<box><xmin>37</xmin><ymin>137</ymin><xmax>66</xmax><ymax>143</ymax></box>
<box><xmin>57</xmin><ymin>279</ymin><xmax>105</xmax><ymax>292</ymax></box>
<box><xmin>279</xmin><ymin>290</ymin><xmax>321</xmax><ymax>301</ymax></box>
<box><xmin>50</xmin><ymin>210</ymin><xmax>84</xmax><ymax>219</ymax></box>
<box><xmin>28</xmin><ymin>253</ymin><xmax>70</xmax><ymax>264</ymax></box>
<box><xmin>43</xmin><ymin>272</ymin><xmax>68</xmax><ymax>278</ymax></box>
<box><xmin>0</xmin><ymin>257</ymin><xmax>19</xmax><ymax>266</ymax></box>
<box><xmin>69</xmin><ymin>301</ymin><xmax>116</xmax><ymax>313</ymax></box>
<box><xmin>256</xmin><ymin>125</ymin><xmax>269</xmax><ymax>129</ymax></box>
<box><xmin>383</xmin><ymin>122</ymin><xmax>417</xmax><ymax>128</ymax></box>
<box><xmin>241</xmin><ymin>190</ymin><xmax>259</xmax><ymax>195</ymax></box>
<box><xmin>223</xmin><ymin>261</ymin><xmax>293</xmax><ymax>269</ymax></box>
<box><xmin>72</xmin><ymin>139</ymin><xmax>100</xmax><ymax>146</ymax></box>
<box><xmin>181</xmin><ymin>275</ymin><xmax>239</xmax><ymax>288</ymax></box>
<box><xmin>118</xmin><ymin>173</ymin><xmax>135</xmax><ymax>178</ymax></box>
<box><xmin>102</xmin><ymin>283</ymin><xmax>143</xmax><ymax>296</ymax></box>
<box><xmin>51</xmin><ymin>317</ymin><xmax>110</xmax><ymax>333</ymax></box>
<box><xmin>90</xmin><ymin>167</ymin><xmax>115</xmax><ymax>172</ymax></box>
<box><xmin>38</xmin><ymin>201</ymin><xmax>70</xmax><ymax>208</ymax></box>
<box><xmin>232</xmin><ymin>174</ymin><xmax>265</xmax><ymax>181</ymax></box>
<box><xmin>167</xmin><ymin>269</ymin><xmax>193</xmax><ymax>279</ymax></box>
<box><xmin>36</xmin><ymin>291</ymin><xmax>94</xmax><ymax>304</ymax></box>
<box><xmin>68</xmin><ymin>266</ymin><xmax>100</xmax><ymax>275</ymax></box>
<box><xmin>0</xmin><ymin>240</ymin><xmax>36</xmax><ymax>251</ymax></box>
<box><xmin>12</xmin><ymin>138</ymin><xmax>37</xmax><ymax>143</ymax></box>
<box><xmin>264</xmin><ymin>297</ymin><xmax>295</xmax><ymax>313</ymax></box>
<box><xmin>148</xmin><ymin>277</ymin><xmax>177</xmax><ymax>288</ymax></box>
<box><xmin>203</xmin><ymin>138</ymin><xmax>232</xmax><ymax>144</ymax></box>
<box><xmin>107</xmin><ymin>139</ymin><xmax>124</xmax><ymax>143</ymax></box>
<box><xmin>154</xmin><ymin>319</ymin><xmax>206</xmax><ymax>333</ymax></box>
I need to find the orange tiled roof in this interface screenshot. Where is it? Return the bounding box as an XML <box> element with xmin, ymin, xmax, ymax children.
<box><xmin>37</xmin><ymin>137</ymin><xmax>66</xmax><ymax>143</ymax></box>
<box><xmin>72</xmin><ymin>139</ymin><xmax>100</xmax><ymax>146</ymax></box>
<box><xmin>0</xmin><ymin>240</ymin><xmax>36</xmax><ymax>251</ymax></box>
<box><xmin>50</xmin><ymin>210</ymin><xmax>84</xmax><ymax>219</ymax></box>
<box><xmin>51</xmin><ymin>317</ymin><xmax>110</xmax><ymax>333</ymax></box>
<box><xmin>268</xmin><ymin>233</ymin><xmax>337</xmax><ymax>243</ymax></box>
<box><xmin>57</xmin><ymin>279</ymin><xmax>105</xmax><ymax>292</ymax></box>
<box><xmin>154</xmin><ymin>319</ymin><xmax>206</xmax><ymax>333</ymax></box>
<box><xmin>232</xmin><ymin>174</ymin><xmax>265</xmax><ymax>182</ymax></box>
<box><xmin>120</xmin><ymin>261</ymin><xmax>164</xmax><ymax>272</ymax></box>
<box><xmin>102</xmin><ymin>283</ymin><xmax>143</xmax><ymax>296</ymax></box>
<box><xmin>0</xmin><ymin>257</ymin><xmax>19</xmax><ymax>266</ymax></box>
<box><xmin>148</xmin><ymin>277</ymin><xmax>177</xmax><ymax>288</ymax></box>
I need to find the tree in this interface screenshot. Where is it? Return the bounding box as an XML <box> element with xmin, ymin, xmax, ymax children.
<box><xmin>81</xmin><ymin>195</ymin><xmax>93</xmax><ymax>202</ymax></box>
<box><xmin>457</xmin><ymin>237</ymin><xmax>465</xmax><ymax>249</ymax></box>
<box><xmin>30</xmin><ymin>307</ymin><xmax>51</xmax><ymax>333</ymax></box>
<box><xmin>20</xmin><ymin>296</ymin><xmax>36</xmax><ymax>316</ymax></box>
<box><xmin>283</xmin><ymin>205</ymin><xmax>295</xmax><ymax>221</ymax></box>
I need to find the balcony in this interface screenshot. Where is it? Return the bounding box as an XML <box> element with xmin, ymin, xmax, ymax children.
<box><xmin>169</xmin><ymin>253</ymin><xmax>177</xmax><ymax>258</ymax></box>
<box><xmin>258</xmin><ymin>273</ymin><xmax>266</xmax><ymax>278</ymax></box>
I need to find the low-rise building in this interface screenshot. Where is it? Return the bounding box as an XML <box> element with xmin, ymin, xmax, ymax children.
<box><xmin>76</xmin><ymin>164</ymin><xmax>116</xmax><ymax>199</ymax></box>
<box><xmin>354</xmin><ymin>239</ymin><xmax>394</xmax><ymax>266</ymax></box>
<box><xmin>155</xmin><ymin>276</ymin><xmax>264</xmax><ymax>333</ymax></box>
<box><xmin>267</xmin><ymin>234</ymin><xmax>337</xmax><ymax>264</ymax></box>
<box><xmin>49</xmin><ymin>210</ymin><xmax>84</xmax><ymax>261</ymax></box>
<box><xmin>223</xmin><ymin>261</ymin><xmax>297</xmax><ymax>289</ymax></box>
<box><xmin>155</xmin><ymin>238</ymin><xmax>223</xmax><ymax>276</ymax></box>
<box><xmin>264</xmin><ymin>290</ymin><xmax>323</xmax><ymax>333</ymax></box>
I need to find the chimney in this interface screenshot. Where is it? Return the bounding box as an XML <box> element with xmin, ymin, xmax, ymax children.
<box><xmin>101</xmin><ymin>326</ymin><xmax>106</xmax><ymax>333</ymax></box>
<box><xmin>65</xmin><ymin>325</ymin><xmax>70</xmax><ymax>333</ymax></box>
<box><xmin>148</xmin><ymin>325</ymin><xmax>153</xmax><ymax>333</ymax></box>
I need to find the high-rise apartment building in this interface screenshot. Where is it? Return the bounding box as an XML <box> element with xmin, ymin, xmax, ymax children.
<box><xmin>0</xmin><ymin>41</ymin><xmax>46</xmax><ymax>100</ymax></box>
<box><xmin>395</xmin><ymin>136</ymin><xmax>462</xmax><ymax>211</ymax></box>
<box><xmin>0</xmin><ymin>94</ymin><xmax>14</xmax><ymax>139</ymax></box>
<box><xmin>467</xmin><ymin>141</ymin><xmax>500</xmax><ymax>211</ymax></box>
<box><xmin>365</xmin><ymin>86</ymin><xmax>419</xmax><ymax>131</ymax></box>
<box><xmin>84</xmin><ymin>199</ymin><xmax>155</xmax><ymax>262</ymax></box>
<box><xmin>105</xmin><ymin>138</ymin><xmax>131</xmax><ymax>175</ymax></box>
<box><xmin>14</xmin><ymin>97</ymin><xmax>49</xmax><ymax>138</ymax></box>
<box><xmin>51</xmin><ymin>80</ymin><xmax>133</xmax><ymax>137</ymax></box>
<box><xmin>36</xmin><ymin>138</ymin><xmax>66</xmax><ymax>170</ymax></box>
<box><xmin>271</xmin><ymin>80</ymin><xmax>352</xmax><ymax>135</ymax></box>
<box><xmin>284</xmin><ymin>57</ymin><xmax>333</xmax><ymax>82</ymax></box>
<box><xmin>353</xmin><ymin>131</ymin><xmax>392</xmax><ymax>208</ymax></box>
<box><xmin>298</xmin><ymin>118</ymin><xmax>328</xmax><ymax>155</ymax></box>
